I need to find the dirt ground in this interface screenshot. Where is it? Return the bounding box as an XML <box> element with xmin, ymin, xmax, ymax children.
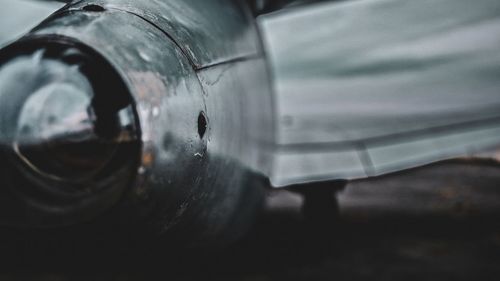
<box><xmin>1</xmin><ymin>160</ymin><xmax>499</xmax><ymax>280</ymax></box>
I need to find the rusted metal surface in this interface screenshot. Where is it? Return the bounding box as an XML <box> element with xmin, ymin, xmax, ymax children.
<box><xmin>0</xmin><ymin>37</ymin><xmax>140</xmax><ymax>226</ymax></box>
<box><xmin>1</xmin><ymin>0</ymin><xmax>500</xmax><ymax>253</ymax></box>
<box><xmin>0</xmin><ymin>0</ymin><xmax>274</xmax><ymax>246</ymax></box>
<box><xmin>3</xmin><ymin>0</ymin><xmax>500</xmax><ymax>190</ymax></box>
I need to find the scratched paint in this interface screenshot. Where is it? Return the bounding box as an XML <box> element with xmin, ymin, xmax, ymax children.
<box><xmin>0</xmin><ymin>1</ymin><xmax>269</xmax><ymax>247</ymax></box>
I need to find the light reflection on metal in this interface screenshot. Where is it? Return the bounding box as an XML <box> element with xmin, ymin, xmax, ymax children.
<box><xmin>0</xmin><ymin>0</ymin><xmax>498</xmax><ymax>248</ymax></box>
<box><xmin>0</xmin><ymin>0</ymin><xmax>273</xmax><ymax>248</ymax></box>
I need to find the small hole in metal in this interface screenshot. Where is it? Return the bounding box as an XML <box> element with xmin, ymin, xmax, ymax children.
<box><xmin>198</xmin><ymin>112</ymin><xmax>207</xmax><ymax>139</ymax></box>
<box><xmin>83</xmin><ymin>4</ymin><xmax>106</xmax><ymax>12</ymax></box>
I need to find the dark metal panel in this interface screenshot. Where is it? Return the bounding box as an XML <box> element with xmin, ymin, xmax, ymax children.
<box><xmin>197</xmin><ymin>57</ymin><xmax>276</xmax><ymax>178</ymax></box>
<box><xmin>0</xmin><ymin>8</ymin><xmax>268</xmax><ymax>245</ymax></box>
<box><xmin>62</xmin><ymin>0</ymin><xmax>263</xmax><ymax>68</ymax></box>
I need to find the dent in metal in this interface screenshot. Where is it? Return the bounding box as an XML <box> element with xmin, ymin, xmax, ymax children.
<box><xmin>62</xmin><ymin>0</ymin><xmax>263</xmax><ymax>68</ymax></box>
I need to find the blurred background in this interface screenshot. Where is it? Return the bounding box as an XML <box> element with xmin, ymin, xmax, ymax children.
<box><xmin>0</xmin><ymin>0</ymin><xmax>500</xmax><ymax>280</ymax></box>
